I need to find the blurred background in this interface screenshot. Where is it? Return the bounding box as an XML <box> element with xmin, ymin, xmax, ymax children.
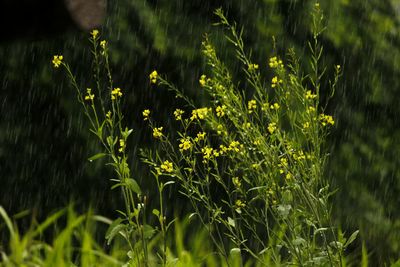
<box><xmin>0</xmin><ymin>0</ymin><xmax>399</xmax><ymax>264</ymax></box>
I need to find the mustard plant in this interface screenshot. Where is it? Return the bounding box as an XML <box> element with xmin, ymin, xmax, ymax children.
<box><xmin>52</xmin><ymin>30</ymin><xmax>163</xmax><ymax>267</ymax></box>
<box><xmin>141</xmin><ymin>5</ymin><xmax>358</xmax><ymax>267</ymax></box>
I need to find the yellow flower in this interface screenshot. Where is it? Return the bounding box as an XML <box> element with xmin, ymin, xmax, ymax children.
<box><xmin>235</xmin><ymin>199</ymin><xmax>246</xmax><ymax>213</ymax></box>
<box><xmin>270</xmin><ymin>103</ymin><xmax>280</xmax><ymax>110</ymax></box>
<box><xmin>91</xmin><ymin>29</ymin><xmax>99</xmax><ymax>38</ymax></box>
<box><xmin>142</xmin><ymin>109</ymin><xmax>150</xmax><ymax>121</ymax></box>
<box><xmin>100</xmin><ymin>40</ymin><xmax>107</xmax><ymax>49</ymax></box>
<box><xmin>199</xmin><ymin>75</ymin><xmax>207</xmax><ymax>87</ymax></box>
<box><xmin>248</xmin><ymin>63</ymin><xmax>259</xmax><ymax>71</ymax></box>
<box><xmin>179</xmin><ymin>137</ymin><xmax>192</xmax><ymax>151</ymax></box>
<box><xmin>153</xmin><ymin>127</ymin><xmax>163</xmax><ymax>138</ymax></box>
<box><xmin>268</xmin><ymin>122</ymin><xmax>277</xmax><ymax>134</ymax></box>
<box><xmin>52</xmin><ymin>55</ymin><xmax>63</xmax><ymax>68</ymax></box>
<box><xmin>228</xmin><ymin>141</ymin><xmax>241</xmax><ymax>152</ymax></box>
<box><xmin>294</xmin><ymin>151</ymin><xmax>306</xmax><ymax>161</ymax></box>
<box><xmin>194</xmin><ymin>132</ymin><xmax>206</xmax><ymax>142</ymax></box>
<box><xmin>216</xmin><ymin>105</ymin><xmax>226</xmax><ymax>117</ymax></box>
<box><xmin>190</xmin><ymin>107</ymin><xmax>209</xmax><ymax>120</ymax></box>
<box><xmin>219</xmin><ymin>144</ymin><xmax>228</xmax><ymax>154</ymax></box>
<box><xmin>174</xmin><ymin>109</ymin><xmax>184</xmax><ymax>120</ymax></box>
<box><xmin>303</xmin><ymin>122</ymin><xmax>310</xmax><ymax>129</ymax></box>
<box><xmin>106</xmin><ymin>111</ymin><xmax>112</xmax><ymax>119</ymax></box>
<box><xmin>248</xmin><ymin>99</ymin><xmax>257</xmax><ymax>114</ymax></box>
<box><xmin>202</xmin><ymin>146</ymin><xmax>214</xmax><ymax>161</ymax></box>
<box><xmin>111</xmin><ymin>88</ymin><xmax>123</xmax><ymax>100</ymax></box>
<box><xmin>119</xmin><ymin>139</ymin><xmax>125</xmax><ymax>153</ymax></box>
<box><xmin>160</xmin><ymin>160</ymin><xmax>173</xmax><ymax>173</ymax></box>
<box><xmin>305</xmin><ymin>90</ymin><xmax>317</xmax><ymax>99</ymax></box>
<box><xmin>269</xmin><ymin>56</ymin><xmax>283</xmax><ymax>68</ymax></box>
<box><xmin>319</xmin><ymin>114</ymin><xmax>335</xmax><ymax>126</ymax></box>
<box><xmin>84</xmin><ymin>88</ymin><xmax>95</xmax><ymax>101</ymax></box>
<box><xmin>261</xmin><ymin>102</ymin><xmax>270</xmax><ymax>111</ymax></box>
<box><xmin>271</xmin><ymin>76</ymin><xmax>283</xmax><ymax>88</ymax></box>
<box><xmin>253</xmin><ymin>139</ymin><xmax>261</xmax><ymax>146</ymax></box>
<box><xmin>243</xmin><ymin>122</ymin><xmax>251</xmax><ymax>129</ymax></box>
<box><xmin>149</xmin><ymin>70</ymin><xmax>158</xmax><ymax>84</ymax></box>
<box><xmin>217</xmin><ymin>124</ymin><xmax>226</xmax><ymax>135</ymax></box>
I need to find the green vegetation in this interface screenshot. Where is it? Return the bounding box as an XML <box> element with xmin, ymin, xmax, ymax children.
<box><xmin>0</xmin><ymin>5</ymin><xmax>363</xmax><ymax>266</ymax></box>
<box><xmin>1</xmin><ymin>0</ymin><xmax>400</xmax><ymax>266</ymax></box>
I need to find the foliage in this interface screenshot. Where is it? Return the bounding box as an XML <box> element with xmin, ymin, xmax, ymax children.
<box><xmin>16</xmin><ymin>5</ymin><xmax>357</xmax><ymax>267</ymax></box>
<box><xmin>1</xmin><ymin>0</ymin><xmax>400</xmax><ymax>265</ymax></box>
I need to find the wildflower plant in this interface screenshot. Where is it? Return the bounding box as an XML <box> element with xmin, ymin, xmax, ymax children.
<box><xmin>141</xmin><ymin>5</ymin><xmax>357</xmax><ymax>267</ymax></box>
<box><xmin>51</xmin><ymin>30</ymin><xmax>161</xmax><ymax>267</ymax></box>
<box><xmin>47</xmin><ymin>3</ymin><xmax>360</xmax><ymax>267</ymax></box>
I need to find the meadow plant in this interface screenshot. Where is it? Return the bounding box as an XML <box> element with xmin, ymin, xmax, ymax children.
<box><xmin>0</xmin><ymin>206</ymin><xmax>122</xmax><ymax>267</ymax></box>
<box><xmin>0</xmin><ymin>4</ymin><xmax>359</xmax><ymax>267</ymax></box>
<box><xmin>141</xmin><ymin>5</ymin><xmax>358</xmax><ymax>267</ymax></box>
<box><xmin>52</xmin><ymin>30</ymin><xmax>160</xmax><ymax>266</ymax></box>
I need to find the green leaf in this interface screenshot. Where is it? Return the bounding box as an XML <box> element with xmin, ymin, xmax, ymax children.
<box><xmin>88</xmin><ymin>153</ymin><xmax>107</xmax><ymax>162</ymax></box>
<box><xmin>152</xmin><ymin>209</ymin><xmax>159</xmax><ymax>217</ymax></box>
<box><xmin>105</xmin><ymin>218</ymin><xmax>127</xmax><ymax>245</ymax></box>
<box><xmin>0</xmin><ymin>206</ymin><xmax>15</xmax><ymax>239</ymax></box>
<box><xmin>344</xmin><ymin>230</ymin><xmax>359</xmax><ymax>248</ymax></box>
<box><xmin>125</xmin><ymin>178</ymin><xmax>141</xmax><ymax>194</ymax></box>
<box><xmin>111</xmin><ymin>183</ymin><xmax>123</xmax><ymax>190</ymax></box>
<box><xmin>143</xmin><ymin>224</ymin><xmax>156</xmax><ymax>239</ymax></box>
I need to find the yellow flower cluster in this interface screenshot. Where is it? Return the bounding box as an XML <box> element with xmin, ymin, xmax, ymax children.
<box><xmin>216</xmin><ymin>105</ymin><xmax>227</xmax><ymax>117</ymax></box>
<box><xmin>153</xmin><ymin>127</ymin><xmax>163</xmax><ymax>138</ymax></box>
<box><xmin>179</xmin><ymin>137</ymin><xmax>192</xmax><ymax>151</ymax></box>
<box><xmin>319</xmin><ymin>114</ymin><xmax>335</xmax><ymax>126</ymax></box>
<box><xmin>305</xmin><ymin>90</ymin><xmax>317</xmax><ymax>99</ymax></box>
<box><xmin>52</xmin><ymin>55</ymin><xmax>63</xmax><ymax>68</ymax></box>
<box><xmin>160</xmin><ymin>160</ymin><xmax>173</xmax><ymax>173</ymax></box>
<box><xmin>119</xmin><ymin>139</ymin><xmax>125</xmax><ymax>153</ymax></box>
<box><xmin>174</xmin><ymin>109</ymin><xmax>184</xmax><ymax>120</ymax></box>
<box><xmin>111</xmin><ymin>88</ymin><xmax>122</xmax><ymax>100</ymax></box>
<box><xmin>194</xmin><ymin>132</ymin><xmax>206</xmax><ymax>142</ymax></box>
<box><xmin>248</xmin><ymin>100</ymin><xmax>257</xmax><ymax>114</ymax></box>
<box><xmin>248</xmin><ymin>63</ymin><xmax>259</xmax><ymax>71</ymax></box>
<box><xmin>270</xmin><ymin>103</ymin><xmax>280</xmax><ymax>110</ymax></box>
<box><xmin>149</xmin><ymin>70</ymin><xmax>158</xmax><ymax>84</ymax></box>
<box><xmin>142</xmin><ymin>109</ymin><xmax>150</xmax><ymax>121</ymax></box>
<box><xmin>202</xmin><ymin>146</ymin><xmax>218</xmax><ymax>161</ymax></box>
<box><xmin>202</xmin><ymin>43</ymin><xmax>216</xmax><ymax>57</ymax></box>
<box><xmin>269</xmin><ymin>56</ymin><xmax>283</xmax><ymax>68</ymax></box>
<box><xmin>228</xmin><ymin>141</ymin><xmax>241</xmax><ymax>152</ymax></box>
<box><xmin>268</xmin><ymin>122</ymin><xmax>277</xmax><ymax>134</ymax></box>
<box><xmin>293</xmin><ymin>150</ymin><xmax>306</xmax><ymax>161</ymax></box>
<box><xmin>271</xmin><ymin>76</ymin><xmax>283</xmax><ymax>88</ymax></box>
<box><xmin>84</xmin><ymin>88</ymin><xmax>95</xmax><ymax>101</ymax></box>
<box><xmin>91</xmin><ymin>29</ymin><xmax>99</xmax><ymax>39</ymax></box>
<box><xmin>303</xmin><ymin>122</ymin><xmax>310</xmax><ymax>129</ymax></box>
<box><xmin>190</xmin><ymin>107</ymin><xmax>210</xmax><ymax>120</ymax></box>
<box><xmin>100</xmin><ymin>40</ymin><xmax>107</xmax><ymax>49</ymax></box>
<box><xmin>235</xmin><ymin>199</ymin><xmax>246</xmax><ymax>213</ymax></box>
<box><xmin>199</xmin><ymin>75</ymin><xmax>207</xmax><ymax>87</ymax></box>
